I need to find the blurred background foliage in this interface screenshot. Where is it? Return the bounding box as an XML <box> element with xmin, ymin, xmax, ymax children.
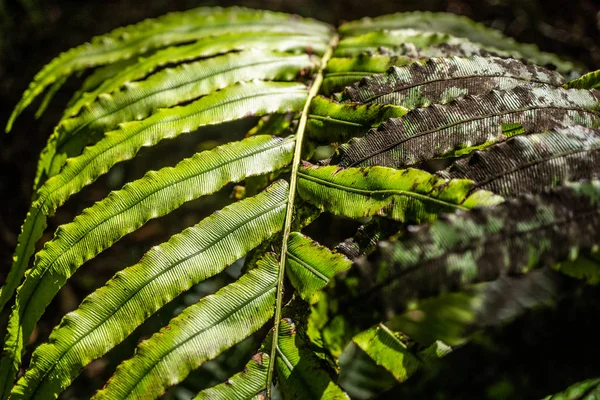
<box><xmin>0</xmin><ymin>1</ymin><xmax>599</xmax><ymax>399</ymax></box>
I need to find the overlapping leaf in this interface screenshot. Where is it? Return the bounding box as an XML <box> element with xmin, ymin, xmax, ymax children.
<box><xmin>8</xmin><ymin>183</ymin><xmax>289</xmax><ymax>400</ymax></box>
<box><xmin>1</xmin><ymin>81</ymin><xmax>306</xmax><ymax>319</ymax></box>
<box><xmin>0</xmin><ymin>135</ymin><xmax>294</xmax><ymax>396</ymax></box>
<box><xmin>340</xmin><ymin>56</ymin><xmax>564</xmax><ymax>106</ymax></box>
<box><xmin>296</xmin><ymin>163</ymin><xmax>503</xmax><ymax>222</ymax></box>
<box><xmin>36</xmin><ymin>50</ymin><xmax>316</xmax><ymax>189</ymax></box>
<box><xmin>274</xmin><ymin>318</ymin><xmax>349</xmax><ymax>400</ymax></box>
<box><xmin>323</xmin><ymin>181</ymin><xmax>600</xmax><ymax>332</ymax></box>
<box><xmin>338</xmin><ymin>11</ymin><xmax>576</xmax><ymax>72</ymax></box>
<box><xmin>6</xmin><ymin>6</ymin><xmax>331</xmax><ymax>130</ymax></box>
<box><xmin>286</xmin><ymin>232</ymin><xmax>352</xmax><ymax>304</ymax></box>
<box><xmin>92</xmin><ymin>252</ymin><xmax>279</xmax><ymax>399</ymax></box>
<box><xmin>438</xmin><ymin>126</ymin><xmax>600</xmax><ymax>196</ymax></box>
<box><xmin>332</xmin><ymin>87</ymin><xmax>600</xmax><ymax>168</ymax></box>
<box><xmin>306</xmin><ymin>96</ymin><xmax>407</xmax><ymax>143</ymax></box>
<box><xmin>334</xmin><ymin>30</ymin><xmax>507</xmax><ymax>58</ymax></box>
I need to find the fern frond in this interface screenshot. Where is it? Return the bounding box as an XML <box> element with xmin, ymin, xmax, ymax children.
<box><xmin>352</xmin><ymin>324</ymin><xmax>426</xmax><ymax>383</ymax></box>
<box><xmin>64</xmin><ymin>32</ymin><xmax>327</xmax><ymax>120</ymax></box>
<box><xmin>565</xmin><ymin>70</ymin><xmax>600</xmax><ymax>90</ymax></box>
<box><xmin>334</xmin><ymin>30</ymin><xmax>499</xmax><ymax>58</ymax></box>
<box><xmin>36</xmin><ymin>51</ymin><xmax>316</xmax><ymax>189</ymax></box>
<box><xmin>340</xmin><ymin>56</ymin><xmax>564</xmax><ymax>106</ymax></box>
<box><xmin>0</xmin><ymin>138</ymin><xmax>293</xmax><ymax>396</ymax></box>
<box><xmin>323</xmin><ymin>181</ymin><xmax>600</xmax><ymax>332</ymax></box>
<box><xmin>193</xmin><ymin>353</ymin><xmax>270</xmax><ymax>400</ymax></box>
<box><xmin>6</xmin><ymin>7</ymin><xmax>331</xmax><ymax>130</ymax></box>
<box><xmin>438</xmin><ymin>126</ymin><xmax>600</xmax><ymax>196</ymax></box>
<box><xmin>337</xmin><ymin>11</ymin><xmax>577</xmax><ymax>72</ymax></box>
<box><xmin>1</xmin><ymin>81</ymin><xmax>306</xmax><ymax>317</ymax></box>
<box><xmin>296</xmin><ymin>164</ymin><xmax>503</xmax><ymax>222</ymax></box>
<box><xmin>322</xmin><ymin>55</ymin><xmax>414</xmax><ymax>95</ymax></box>
<box><xmin>275</xmin><ymin>318</ymin><xmax>349</xmax><ymax>400</ymax></box>
<box><xmin>92</xmin><ymin>252</ymin><xmax>280</xmax><ymax>400</ymax></box>
<box><xmin>286</xmin><ymin>232</ymin><xmax>352</xmax><ymax>304</ymax></box>
<box><xmin>307</xmin><ymin>96</ymin><xmax>407</xmax><ymax>143</ymax></box>
<box><xmin>332</xmin><ymin>87</ymin><xmax>600</xmax><ymax>168</ymax></box>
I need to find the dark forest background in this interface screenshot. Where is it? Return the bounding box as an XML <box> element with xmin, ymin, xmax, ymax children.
<box><xmin>0</xmin><ymin>1</ymin><xmax>599</xmax><ymax>399</ymax></box>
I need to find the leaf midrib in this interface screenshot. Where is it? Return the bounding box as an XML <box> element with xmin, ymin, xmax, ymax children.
<box><xmin>471</xmin><ymin>147</ymin><xmax>600</xmax><ymax>190</ymax></box>
<box><xmin>361</xmin><ymin>74</ymin><xmax>559</xmax><ymax>103</ymax></box>
<box><xmin>63</xmin><ymin>57</ymin><xmax>309</xmax><ymax>141</ymax></box>
<box><xmin>297</xmin><ymin>170</ymin><xmax>469</xmax><ymax>211</ymax></box>
<box><xmin>19</xmin><ymin>136</ymin><xmax>294</xmax><ymax>328</ymax></box>
<box><xmin>23</xmin><ymin>198</ymin><xmax>287</xmax><ymax>398</ymax></box>
<box><xmin>117</xmin><ymin>284</ymin><xmax>277</xmax><ymax>399</ymax></box>
<box><xmin>346</xmin><ymin>105</ymin><xmax>600</xmax><ymax>167</ymax></box>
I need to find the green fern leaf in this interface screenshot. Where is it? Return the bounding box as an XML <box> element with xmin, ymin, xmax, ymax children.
<box><xmin>565</xmin><ymin>70</ymin><xmax>600</xmax><ymax>90</ymax></box>
<box><xmin>193</xmin><ymin>353</ymin><xmax>270</xmax><ymax>400</ymax></box>
<box><xmin>323</xmin><ymin>181</ymin><xmax>600</xmax><ymax>333</ymax></box>
<box><xmin>296</xmin><ymin>164</ymin><xmax>503</xmax><ymax>222</ymax></box>
<box><xmin>337</xmin><ymin>11</ymin><xmax>577</xmax><ymax>72</ymax></box>
<box><xmin>352</xmin><ymin>324</ymin><xmax>422</xmax><ymax>383</ymax></box>
<box><xmin>332</xmin><ymin>87</ymin><xmax>600</xmax><ymax>168</ymax></box>
<box><xmin>334</xmin><ymin>30</ymin><xmax>499</xmax><ymax>58</ymax></box>
<box><xmin>307</xmin><ymin>96</ymin><xmax>407</xmax><ymax>143</ymax></box>
<box><xmin>91</xmin><ymin>252</ymin><xmax>280</xmax><ymax>400</ymax></box>
<box><xmin>286</xmin><ymin>232</ymin><xmax>352</xmax><ymax>304</ymax></box>
<box><xmin>322</xmin><ymin>54</ymin><xmax>414</xmax><ymax>95</ymax></box>
<box><xmin>1</xmin><ymin>81</ymin><xmax>305</xmax><ymax>317</ymax></box>
<box><xmin>438</xmin><ymin>126</ymin><xmax>600</xmax><ymax>197</ymax></box>
<box><xmin>64</xmin><ymin>32</ymin><xmax>327</xmax><ymax>121</ymax></box>
<box><xmin>36</xmin><ymin>50</ymin><xmax>316</xmax><ymax>190</ymax></box>
<box><xmin>66</xmin><ymin>58</ymin><xmax>141</xmax><ymax>109</ymax></box>
<box><xmin>542</xmin><ymin>377</ymin><xmax>600</xmax><ymax>399</ymax></box>
<box><xmin>6</xmin><ymin>7</ymin><xmax>330</xmax><ymax>131</ymax></box>
<box><xmin>275</xmin><ymin>318</ymin><xmax>349</xmax><ymax>400</ymax></box>
<box><xmin>0</xmin><ymin>137</ymin><xmax>293</xmax><ymax>396</ymax></box>
<box><xmin>8</xmin><ymin>181</ymin><xmax>288</xmax><ymax>400</ymax></box>
<box><xmin>340</xmin><ymin>56</ymin><xmax>564</xmax><ymax>106</ymax></box>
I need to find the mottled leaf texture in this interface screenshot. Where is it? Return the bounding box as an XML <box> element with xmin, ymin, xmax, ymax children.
<box><xmin>334</xmin><ymin>30</ymin><xmax>508</xmax><ymax>59</ymax></box>
<box><xmin>438</xmin><ymin>126</ymin><xmax>600</xmax><ymax>197</ymax></box>
<box><xmin>286</xmin><ymin>232</ymin><xmax>352</xmax><ymax>304</ymax></box>
<box><xmin>36</xmin><ymin>50</ymin><xmax>316</xmax><ymax>190</ymax></box>
<box><xmin>542</xmin><ymin>378</ymin><xmax>600</xmax><ymax>400</ymax></box>
<box><xmin>565</xmin><ymin>70</ymin><xmax>600</xmax><ymax>90</ymax></box>
<box><xmin>306</xmin><ymin>96</ymin><xmax>407</xmax><ymax>143</ymax></box>
<box><xmin>6</xmin><ymin>7</ymin><xmax>331</xmax><ymax>130</ymax></box>
<box><xmin>341</xmin><ymin>56</ymin><xmax>565</xmax><ymax>106</ymax></box>
<box><xmin>0</xmin><ymin>135</ymin><xmax>293</xmax><ymax>397</ymax></box>
<box><xmin>332</xmin><ymin>87</ymin><xmax>600</xmax><ymax>168</ymax></box>
<box><xmin>296</xmin><ymin>163</ymin><xmax>503</xmax><ymax>223</ymax></box>
<box><xmin>337</xmin><ymin>11</ymin><xmax>576</xmax><ymax>72</ymax></box>
<box><xmin>334</xmin><ymin>218</ymin><xmax>403</xmax><ymax>260</ymax></box>
<box><xmin>92</xmin><ymin>253</ymin><xmax>279</xmax><ymax>400</ymax></box>
<box><xmin>9</xmin><ymin>183</ymin><xmax>288</xmax><ymax>400</ymax></box>
<box><xmin>275</xmin><ymin>318</ymin><xmax>349</xmax><ymax>400</ymax></box>
<box><xmin>1</xmin><ymin>81</ymin><xmax>305</xmax><ymax>321</ymax></box>
<box><xmin>322</xmin><ymin>54</ymin><xmax>414</xmax><ymax>96</ymax></box>
<box><xmin>323</xmin><ymin>181</ymin><xmax>600</xmax><ymax>332</ymax></box>
<box><xmin>193</xmin><ymin>353</ymin><xmax>270</xmax><ymax>400</ymax></box>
